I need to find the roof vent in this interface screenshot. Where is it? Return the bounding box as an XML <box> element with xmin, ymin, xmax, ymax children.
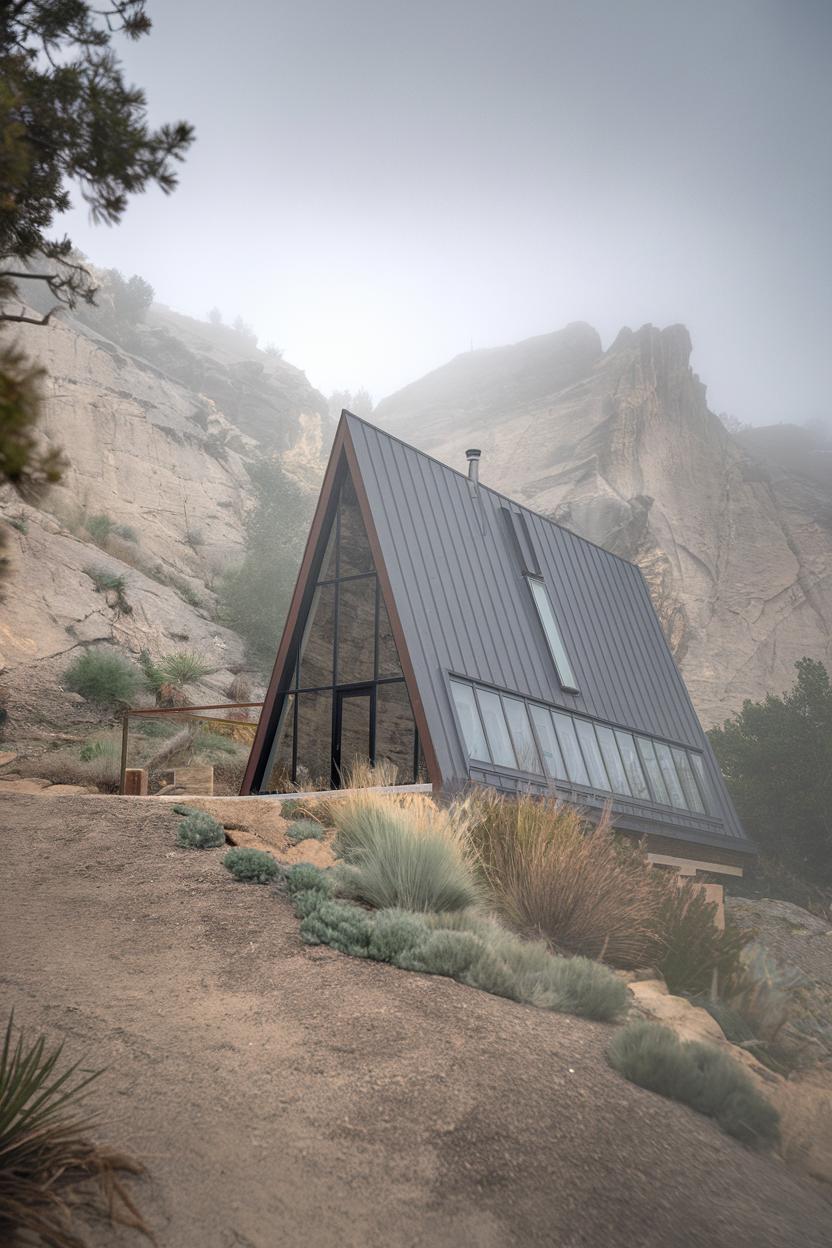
<box><xmin>466</xmin><ymin>448</ymin><xmax>481</xmax><ymax>484</ymax></box>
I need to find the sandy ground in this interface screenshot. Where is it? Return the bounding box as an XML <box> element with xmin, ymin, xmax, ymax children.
<box><xmin>1</xmin><ymin>794</ymin><xmax>830</xmax><ymax>1248</ymax></box>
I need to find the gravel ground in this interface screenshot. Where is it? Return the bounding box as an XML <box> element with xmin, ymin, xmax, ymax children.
<box><xmin>2</xmin><ymin>794</ymin><xmax>830</xmax><ymax>1248</ymax></box>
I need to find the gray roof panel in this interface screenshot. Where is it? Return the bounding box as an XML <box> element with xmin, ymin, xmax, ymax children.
<box><xmin>346</xmin><ymin>412</ymin><xmax>749</xmax><ymax>848</ymax></box>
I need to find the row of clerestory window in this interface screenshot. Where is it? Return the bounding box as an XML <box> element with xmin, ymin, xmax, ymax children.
<box><xmin>449</xmin><ymin>678</ymin><xmax>710</xmax><ymax>815</ymax></box>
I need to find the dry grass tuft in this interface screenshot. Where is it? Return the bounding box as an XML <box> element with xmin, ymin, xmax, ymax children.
<box><xmin>331</xmin><ymin>790</ymin><xmax>480</xmax><ymax>912</ymax></box>
<box><xmin>467</xmin><ymin>790</ymin><xmax>659</xmax><ymax>968</ymax></box>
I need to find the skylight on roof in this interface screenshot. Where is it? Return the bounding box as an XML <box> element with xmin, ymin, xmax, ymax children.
<box><xmin>526</xmin><ymin>576</ymin><xmax>579</xmax><ymax>692</ymax></box>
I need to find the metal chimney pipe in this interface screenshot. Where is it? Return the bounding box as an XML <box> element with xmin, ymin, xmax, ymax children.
<box><xmin>466</xmin><ymin>448</ymin><xmax>481</xmax><ymax>484</ymax></box>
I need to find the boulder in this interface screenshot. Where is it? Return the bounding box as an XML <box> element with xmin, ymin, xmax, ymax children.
<box><xmin>0</xmin><ymin>778</ymin><xmax>53</xmax><ymax>794</ymax></box>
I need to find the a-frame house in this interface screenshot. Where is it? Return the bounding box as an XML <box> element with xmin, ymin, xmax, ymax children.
<box><xmin>241</xmin><ymin>412</ymin><xmax>754</xmax><ymax>875</ymax></box>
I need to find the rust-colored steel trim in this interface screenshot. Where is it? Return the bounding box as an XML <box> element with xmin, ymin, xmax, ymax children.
<box><xmin>342</xmin><ymin>424</ymin><xmax>443</xmax><ymax>792</ymax></box>
<box><xmin>126</xmin><ymin>702</ymin><xmax>262</xmax><ymax>715</ymax></box>
<box><xmin>239</xmin><ymin>419</ymin><xmax>348</xmax><ymax>794</ymax></box>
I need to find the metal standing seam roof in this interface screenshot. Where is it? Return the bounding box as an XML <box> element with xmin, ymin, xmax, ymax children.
<box><xmin>343</xmin><ymin>412</ymin><xmax>751</xmax><ymax>852</ymax></box>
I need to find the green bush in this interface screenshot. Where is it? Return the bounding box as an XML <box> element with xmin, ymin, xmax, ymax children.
<box><xmin>172</xmin><ymin>802</ymin><xmax>203</xmax><ymax>817</ymax></box>
<box><xmin>332</xmin><ymin>793</ymin><xmax>479</xmax><ymax>913</ymax></box>
<box><xmin>85</xmin><ymin>512</ymin><xmax>115</xmax><ymax>544</ymax></box>
<box><xmin>176</xmin><ymin>811</ymin><xmax>225</xmax><ymax>849</ymax></box>
<box><xmin>284</xmin><ymin>862</ymin><xmax>334</xmax><ymax>896</ymax></box>
<box><xmin>140</xmin><ymin>649</ymin><xmax>213</xmax><ymax>699</ymax></box>
<box><xmin>299</xmin><ymin>897</ymin><xmax>375</xmax><ymax>956</ymax></box>
<box><xmin>223</xmin><ymin>847</ymin><xmax>280</xmax><ymax>884</ymax></box>
<box><xmin>292</xmin><ymin>887</ymin><xmax>331</xmax><ymax>918</ymax></box>
<box><xmin>285</xmin><ymin>818</ymin><xmax>326</xmax><ymax>843</ymax></box>
<box><xmin>288</xmin><ymin>887</ymin><xmax>627</xmax><ymax>1022</ymax></box>
<box><xmin>367</xmin><ymin>909</ymin><xmax>432</xmax><ymax>963</ymax></box>
<box><xmin>607</xmin><ymin>1021</ymin><xmax>780</xmax><ymax>1148</ymax></box>
<box><xmin>63</xmin><ymin>649</ymin><xmax>140</xmax><ymax>706</ymax></box>
<box><xmin>79</xmin><ymin>740</ymin><xmax>105</xmax><ymax>762</ymax></box>
<box><xmin>653</xmin><ymin>877</ymin><xmax>746</xmax><ymax>996</ymax></box>
<box><xmin>83</xmin><ymin>565</ymin><xmax>127</xmax><ymax>594</ymax></box>
<box><xmin>279</xmin><ymin>803</ymin><xmax>309</xmax><ymax>823</ymax></box>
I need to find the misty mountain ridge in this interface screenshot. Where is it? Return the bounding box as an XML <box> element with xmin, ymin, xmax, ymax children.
<box><xmin>376</xmin><ymin>322</ymin><xmax>832</xmax><ymax>727</ymax></box>
<box><xmin>3</xmin><ymin>283</ymin><xmax>831</xmax><ymax>745</ymax></box>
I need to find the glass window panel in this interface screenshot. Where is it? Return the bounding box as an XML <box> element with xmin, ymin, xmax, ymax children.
<box><xmin>636</xmin><ymin>737</ymin><xmax>670</xmax><ymax>805</ymax></box>
<box><xmin>318</xmin><ymin>519</ymin><xmax>337</xmax><ymax>581</ymax></box>
<box><xmin>450</xmin><ymin>680</ymin><xmax>490</xmax><ymax>762</ymax></box>
<box><xmin>672</xmin><ymin>748</ymin><xmax>706</xmax><ymax>813</ymax></box>
<box><xmin>261</xmin><ymin>693</ymin><xmax>294</xmax><ymax>792</ymax></box>
<box><xmin>376</xmin><ymin>594</ymin><xmax>403</xmax><ymax>678</ymax></box>
<box><xmin>654</xmin><ymin>741</ymin><xmax>687</xmax><ymax>809</ymax></box>
<box><xmin>615</xmin><ymin>731</ymin><xmax>651</xmax><ymax>801</ymax></box>
<box><xmin>551</xmin><ymin>712</ymin><xmax>590</xmax><ymax>786</ymax></box>
<box><xmin>339</xmin><ymin>476</ymin><xmax>374</xmax><ymax>576</ymax></box>
<box><xmin>529</xmin><ymin>705</ymin><xmax>568</xmax><ymax>779</ymax></box>
<box><xmin>574</xmin><ymin>719</ymin><xmax>610</xmax><ymax>790</ymax></box>
<box><xmin>475</xmin><ymin>688</ymin><xmax>516</xmax><ymax>768</ymax></box>
<box><xmin>502</xmin><ymin>697</ymin><xmax>543</xmax><ymax>774</ymax></box>
<box><xmin>527</xmin><ymin>577</ymin><xmax>579</xmax><ymax>691</ymax></box>
<box><xmin>336</xmin><ymin>575</ymin><xmax>376</xmax><ymax>684</ymax></box>
<box><xmin>375</xmin><ymin>682</ymin><xmax>416</xmax><ymax>783</ymax></box>
<box><xmin>337</xmin><ymin>691</ymin><xmax>371</xmax><ymax>785</ymax></box>
<box><xmin>298</xmin><ymin>583</ymin><xmax>335</xmax><ymax>689</ymax></box>
<box><xmin>689</xmin><ymin>752</ymin><xmax>712</xmax><ymax>814</ymax></box>
<box><xmin>416</xmin><ymin>740</ymin><xmax>429</xmax><ymax>783</ymax></box>
<box><xmin>596</xmin><ymin>725</ymin><xmax>631</xmax><ymax>796</ymax></box>
<box><xmin>295</xmin><ymin>691</ymin><xmax>332</xmax><ymax>789</ymax></box>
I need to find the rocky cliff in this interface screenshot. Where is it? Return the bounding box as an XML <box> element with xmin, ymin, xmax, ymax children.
<box><xmin>0</xmin><ymin>297</ymin><xmax>331</xmax><ymax>747</ymax></box>
<box><xmin>375</xmin><ymin>324</ymin><xmax>832</xmax><ymax>726</ymax></box>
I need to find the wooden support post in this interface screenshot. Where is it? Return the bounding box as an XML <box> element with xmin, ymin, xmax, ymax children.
<box><xmin>124</xmin><ymin>768</ymin><xmax>149</xmax><ymax>796</ymax></box>
<box><xmin>119</xmin><ymin>712</ymin><xmax>130</xmax><ymax>795</ymax></box>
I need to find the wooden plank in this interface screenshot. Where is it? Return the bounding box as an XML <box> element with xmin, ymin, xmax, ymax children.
<box><xmin>646</xmin><ymin>851</ymin><xmax>743</xmax><ymax>878</ymax></box>
<box><xmin>124</xmin><ymin>768</ymin><xmax>148</xmax><ymax>796</ymax></box>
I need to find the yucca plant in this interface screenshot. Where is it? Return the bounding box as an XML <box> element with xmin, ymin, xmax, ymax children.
<box><xmin>0</xmin><ymin>1013</ymin><xmax>150</xmax><ymax>1247</ymax></box>
<box><xmin>140</xmin><ymin>649</ymin><xmax>214</xmax><ymax>706</ymax></box>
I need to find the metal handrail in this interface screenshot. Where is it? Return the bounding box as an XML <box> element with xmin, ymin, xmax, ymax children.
<box><xmin>119</xmin><ymin>702</ymin><xmax>263</xmax><ymax>794</ymax></box>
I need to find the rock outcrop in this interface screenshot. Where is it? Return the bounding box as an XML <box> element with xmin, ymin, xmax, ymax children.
<box><xmin>0</xmin><ymin>299</ymin><xmax>331</xmax><ymax>744</ymax></box>
<box><xmin>376</xmin><ymin>324</ymin><xmax>832</xmax><ymax>726</ymax></box>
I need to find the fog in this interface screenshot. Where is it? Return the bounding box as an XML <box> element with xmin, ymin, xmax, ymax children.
<box><xmin>60</xmin><ymin>0</ymin><xmax>831</xmax><ymax>426</ymax></box>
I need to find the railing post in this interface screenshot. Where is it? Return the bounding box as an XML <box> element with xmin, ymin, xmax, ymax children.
<box><xmin>119</xmin><ymin>711</ymin><xmax>130</xmax><ymax>795</ymax></box>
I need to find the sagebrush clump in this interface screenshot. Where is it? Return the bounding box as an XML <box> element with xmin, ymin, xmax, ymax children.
<box><xmin>285</xmin><ymin>818</ymin><xmax>326</xmax><ymax>843</ymax></box>
<box><xmin>607</xmin><ymin>1020</ymin><xmax>780</xmax><ymax>1148</ymax></box>
<box><xmin>176</xmin><ymin>811</ymin><xmax>225</xmax><ymax>849</ymax></box>
<box><xmin>223</xmin><ymin>847</ymin><xmax>280</xmax><ymax>884</ymax></box>
<box><xmin>287</xmin><ymin>864</ymin><xmax>627</xmax><ymax>1023</ymax></box>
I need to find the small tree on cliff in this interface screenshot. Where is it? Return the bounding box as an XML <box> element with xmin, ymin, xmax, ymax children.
<box><xmin>708</xmin><ymin>658</ymin><xmax>832</xmax><ymax>884</ymax></box>
<box><xmin>0</xmin><ymin>0</ymin><xmax>193</xmax><ymax>541</ymax></box>
<box><xmin>0</xmin><ymin>1</ymin><xmax>193</xmax><ymax>324</ymax></box>
<box><xmin>219</xmin><ymin>461</ymin><xmax>313</xmax><ymax>674</ymax></box>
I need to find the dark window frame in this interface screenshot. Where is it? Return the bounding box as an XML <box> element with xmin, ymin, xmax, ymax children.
<box><xmin>444</xmin><ymin>670</ymin><xmax>712</xmax><ymax>817</ymax></box>
<box><xmin>264</xmin><ymin>468</ymin><xmax>420</xmax><ymax>790</ymax></box>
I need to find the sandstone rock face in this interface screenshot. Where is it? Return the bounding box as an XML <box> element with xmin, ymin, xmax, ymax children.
<box><xmin>376</xmin><ymin>324</ymin><xmax>832</xmax><ymax>725</ymax></box>
<box><xmin>0</xmin><ymin>302</ymin><xmax>330</xmax><ymax>746</ymax></box>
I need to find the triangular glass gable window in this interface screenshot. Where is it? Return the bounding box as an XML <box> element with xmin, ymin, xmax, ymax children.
<box><xmin>259</xmin><ymin>464</ymin><xmax>421</xmax><ymax>792</ymax></box>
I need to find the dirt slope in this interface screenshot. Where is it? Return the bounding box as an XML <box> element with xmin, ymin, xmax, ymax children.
<box><xmin>1</xmin><ymin>795</ymin><xmax>829</xmax><ymax>1248</ymax></box>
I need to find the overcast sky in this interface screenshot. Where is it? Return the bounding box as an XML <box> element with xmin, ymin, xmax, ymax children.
<box><xmin>61</xmin><ymin>0</ymin><xmax>831</xmax><ymax>426</ymax></box>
